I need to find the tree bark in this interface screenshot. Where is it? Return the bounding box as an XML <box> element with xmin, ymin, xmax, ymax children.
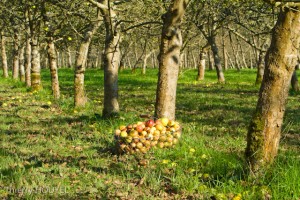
<box><xmin>19</xmin><ymin>46</ymin><xmax>25</xmax><ymax>82</ymax></box>
<box><xmin>229</xmin><ymin>32</ymin><xmax>240</xmax><ymax>71</ymax></box>
<box><xmin>12</xmin><ymin>31</ymin><xmax>20</xmax><ymax>79</ymax></box>
<box><xmin>25</xmin><ymin>36</ymin><xmax>32</xmax><ymax>86</ymax></box>
<box><xmin>291</xmin><ymin>67</ymin><xmax>299</xmax><ymax>92</ymax></box>
<box><xmin>74</xmin><ymin>11</ymin><xmax>102</xmax><ymax>107</ymax></box>
<box><xmin>100</xmin><ymin>1</ymin><xmax>121</xmax><ymax>117</ymax></box>
<box><xmin>222</xmin><ymin>29</ymin><xmax>228</xmax><ymax>70</ymax></box>
<box><xmin>208</xmin><ymin>35</ymin><xmax>225</xmax><ymax>83</ymax></box>
<box><xmin>1</xmin><ymin>32</ymin><xmax>8</xmax><ymax>78</ymax></box>
<box><xmin>30</xmin><ymin>37</ymin><xmax>42</xmax><ymax>91</ymax></box>
<box><xmin>67</xmin><ymin>47</ymin><xmax>72</xmax><ymax>68</ymax></box>
<box><xmin>197</xmin><ymin>47</ymin><xmax>207</xmax><ymax>81</ymax></box>
<box><xmin>245</xmin><ymin>7</ymin><xmax>300</xmax><ymax>175</ymax></box>
<box><xmin>155</xmin><ymin>0</ymin><xmax>188</xmax><ymax>120</ymax></box>
<box><xmin>255</xmin><ymin>50</ymin><xmax>265</xmax><ymax>85</ymax></box>
<box><xmin>47</xmin><ymin>39</ymin><xmax>60</xmax><ymax>99</ymax></box>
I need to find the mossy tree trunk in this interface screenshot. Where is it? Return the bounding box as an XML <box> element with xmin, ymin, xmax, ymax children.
<box><xmin>25</xmin><ymin>36</ymin><xmax>31</xmax><ymax>86</ymax></box>
<box><xmin>19</xmin><ymin>46</ymin><xmax>25</xmax><ymax>82</ymax></box>
<box><xmin>12</xmin><ymin>31</ymin><xmax>20</xmax><ymax>80</ymax></box>
<box><xmin>47</xmin><ymin>40</ymin><xmax>60</xmax><ymax>99</ymax></box>
<box><xmin>74</xmin><ymin>10</ymin><xmax>102</xmax><ymax>107</ymax></box>
<box><xmin>99</xmin><ymin>0</ymin><xmax>121</xmax><ymax>118</ymax></box>
<box><xmin>155</xmin><ymin>0</ymin><xmax>189</xmax><ymax>120</ymax></box>
<box><xmin>30</xmin><ymin>37</ymin><xmax>42</xmax><ymax>91</ymax></box>
<box><xmin>1</xmin><ymin>31</ymin><xmax>8</xmax><ymax>78</ymax></box>
<box><xmin>291</xmin><ymin>67</ymin><xmax>299</xmax><ymax>92</ymax></box>
<box><xmin>28</xmin><ymin>7</ymin><xmax>42</xmax><ymax>91</ymax></box>
<box><xmin>42</xmin><ymin>3</ymin><xmax>60</xmax><ymax>99</ymax></box>
<box><xmin>208</xmin><ymin>35</ymin><xmax>225</xmax><ymax>83</ymax></box>
<box><xmin>245</xmin><ymin>6</ymin><xmax>300</xmax><ymax>175</ymax></box>
<box><xmin>255</xmin><ymin>50</ymin><xmax>265</xmax><ymax>85</ymax></box>
<box><xmin>25</xmin><ymin>8</ymin><xmax>31</xmax><ymax>87</ymax></box>
<box><xmin>197</xmin><ymin>46</ymin><xmax>208</xmax><ymax>81</ymax></box>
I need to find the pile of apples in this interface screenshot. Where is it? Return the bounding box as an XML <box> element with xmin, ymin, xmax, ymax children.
<box><xmin>114</xmin><ymin>118</ymin><xmax>181</xmax><ymax>154</ymax></box>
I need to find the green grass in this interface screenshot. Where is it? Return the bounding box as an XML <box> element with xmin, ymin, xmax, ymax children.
<box><xmin>0</xmin><ymin>68</ymin><xmax>299</xmax><ymax>199</ymax></box>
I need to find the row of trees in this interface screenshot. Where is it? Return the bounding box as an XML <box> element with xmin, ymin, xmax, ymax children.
<box><xmin>1</xmin><ymin>0</ymin><xmax>300</xmax><ymax>176</ymax></box>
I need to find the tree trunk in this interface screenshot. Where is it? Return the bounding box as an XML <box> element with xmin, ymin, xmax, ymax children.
<box><xmin>155</xmin><ymin>0</ymin><xmax>188</xmax><ymax>120</ymax></box>
<box><xmin>208</xmin><ymin>35</ymin><xmax>225</xmax><ymax>83</ymax></box>
<box><xmin>1</xmin><ymin>32</ymin><xmax>8</xmax><ymax>78</ymax></box>
<box><xmin>197</xmin><ymin>47</ymin><xmax>207</xmax><ymax>81</ymax></box>
<box><xmin>255</xmin><ymin>50</ymin><xmax>265</xmax><ymax>85</ymax></box>
<box><xmin>25</xmin><ymin>36</ymin><xmax>32</xmax><ymax>86</ymax></box>
<box><xmin>142</xmin><ymin>51</ymin><xmax>153</xmax><ymax>75</ymax></box>
<box><xmin>74</xmin><ymin>12</ymin><xmax>102</xmax><ymax>107</ymax></box>
<box><xmin>19</xmin><ymin>46</ymin><xmax>25</xmax><ymax>82</ymax></box>
<box><xmin>245</xmin><ymin>7</ymin><xmax>300</xmax><ymax>175</ymax></box>
<box><xmin>47</xmin><ymin>39</ymin><xmax>60</xmax><ymax>99</ymax></box>
<box><xmin>101</xmin><ymin>3</ymin><xmax>121</xmax><ymax>118</ymax></box>
<box><xmin>208</xmin><ymin>50</ymin><xmax>214</xmax><ymax>70</ymax></box>
<box><xmin>30</xmin><ymin>37</ymin><xmax>42</xmax><ymax>91</ymax></box>
<box><xmin>229</xmin><ymin>32</ymin><xmax>240</xmax><ymax>71</ymax></box>
<box><xmin>222</xmin><ymin>29</ymin><xmax>228</xmax><ymax>70</ymax></box>
<box><xmin>291</xmin><ymin>67</ymin><xmax>299</xmax><ymax>92</ymax></box>
<box><xmin>67</xmin><ymin>47</ymin><xmax>72</xmax><ymax>68</ymax></box>
<box><xmin>12</xmin><ymin>32</ymin><xmax>20</xmax><ymax>79</ymax></box>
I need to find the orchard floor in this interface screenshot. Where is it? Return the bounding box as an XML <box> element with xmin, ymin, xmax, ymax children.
<box><xmin>0</xmin><ymin>69</ymin><xmax>300</xmax><ymax>199</ymax></box>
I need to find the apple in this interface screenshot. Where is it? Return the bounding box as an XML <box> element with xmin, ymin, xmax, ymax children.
<box><xmin>155</xmin><ymin>124</ymin><xmax>164</xmax><ymax>131</ymax></box>
<box><xmin>166</xmin><ymin>136</ymin><xmax>173</xmax><ymax>143</ymax></box>
<box><xmin>139</xmin><ymin>137</ymin><xmax>146</xmax><ymax>143</ymax></box>
<box><xmin>164</xmin><ymin>142</ymin><xmax>171</xmax><ymax>147</ymax></box>
<box><xmin>119</xmin><ymin>125</ymin><xmax>127</xmax><ymax>131</ymax></box>
<box><xmin>126</xmin><ymin>136</ymin><xmax>132</xmax><ymax>143</ymax></box>
<box><xmin>173</xmin><ymin>138</ymin><xmax>179</xmax><ymax>145</ymax></box>
<box><xmin>141</xmin><ymin>131</ymin><xmax>147</xmax><ymax>137</ymax></box>
<box><xmin>144</xmin><ymin>140</ymin><xmax>151</xmax><ymax>148</ymax></box>
<box><xmin>151</xmin><ymin>141</ymin><xmax>158</xmax><ymax>147</ymax></box>
<box><xmin>145</xmin><ymin>119</ymin><xmax>155</xmax><ymax>127</ymax></box>
<box><xmin>155</xmin><ymin>119</ymin><xmax>162</xmax><ymax>125</ymax></box>
<box><xmin>153</xmin><ymin>130</ymin><xmax>160</xmax><ymax>136</ymax></box>
<box><xmin>136</xmin><ymin>124</ymin><xmax>144</xmax><ymax>133</ymax></box>
<box><xmin>147</xmin><ymin>133</ymin><xmax>153</xmax><ymax>140</ymax></box>
<box><xmin>137</xmin><ymin>121</ymin><xmax>144</xmax><ymax>125</ymax></box>
<box><xmin>153</xmin><ymin>135</ymin><xmax>160</xmax><ymax>141</ymax></box>
<box><xmin>158</xmin><ymin>142</ymin><xmax>164</xmax><ymax>148</ymax></box>
<box><xmin>120</xmin><ymin>131</ymin><xmax>128</xmax><ymax>138</ymax></box>
<box><xmin>173</xmin><ymin>131</ymin><xmax>181</xmax><ymax>138</ymax></box>
<box><xmin>136</xmin><ymin>142</ymin><xmax>143</xmax><ymax>149</ymax></box>
<box><xmin>129</xmin><ymin>130</ymin><xmax>139</xmax><ymax>137</ymax></box>
<box><xmin>131</xmin><ymin>142</ymin><xmax>136</xmax><ymax>148</ymax></box>
<box><xmin>160</xmin><ymin>117</ymin><xmax>169</xmax><ymax>127</ymax></box>
<box><xmin>159</xmin><ymin>135</ymin><xmax>167</xmax><ymax>142</ymax></box>
<box><xmin>115</xmin><ymin>129</ymin><xmax>121</xmax><ymax>136</ymax></box>
<box><xmin>120</xmin><ymin>144</ymin><xmax>127</xmax><ymax>150</ymax></box>
<box><xmin>127</xmin><ymin>124</ymin><xmax>133</xmax><ymax>129</ymax></box>
<box><xmin>168</xmin><ymin>120</ymin><xmax>176</xmax><ymax>127</ymax></box>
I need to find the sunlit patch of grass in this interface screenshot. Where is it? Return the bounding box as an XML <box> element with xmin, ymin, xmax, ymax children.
<box><xmin>0</xmin><ymin>69</ymin><xmax>299</xmax><ymax>199</ymax></box>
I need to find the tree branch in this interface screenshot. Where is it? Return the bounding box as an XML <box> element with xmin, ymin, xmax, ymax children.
<box><xmin>86</xmin><ymin>0</ymin><xmax>109</xmax><ymax>10</ymax></box>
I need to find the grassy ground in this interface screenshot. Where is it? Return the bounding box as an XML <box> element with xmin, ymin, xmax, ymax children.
<box><xmin>0</xmin><ymin>68</ymin><xmax>299</xmax><ymax>199</ymax></box>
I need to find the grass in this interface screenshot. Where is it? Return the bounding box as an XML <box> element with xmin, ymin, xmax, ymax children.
<box><xmin>0</xmin><ymin>68</ymin><xmax>299</xmax><ymax>199</ymax></box>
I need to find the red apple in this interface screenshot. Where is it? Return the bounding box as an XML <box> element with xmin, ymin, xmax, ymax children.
<box><xmin>136</xmin><ymin>124</ymin><xmax>144</xmax><ymax>133</ymax></box>
<box><xmin>145</xmin><ymin>119</ymin><xmax>155</xmax><ymax>127</ymax></box>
